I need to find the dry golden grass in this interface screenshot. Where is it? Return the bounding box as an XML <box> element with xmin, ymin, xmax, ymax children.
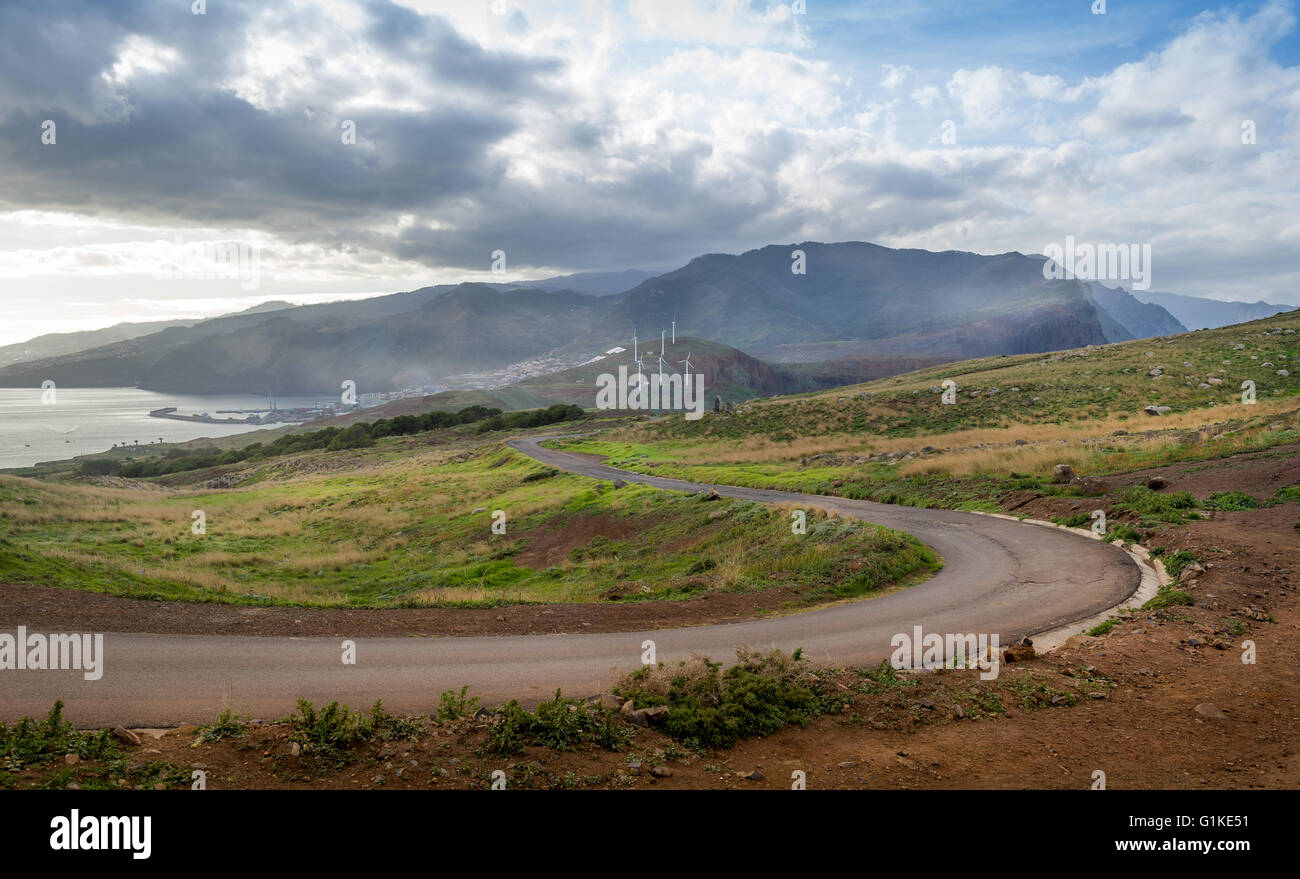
<box><xmin>899</xmin><ymin>402</ymin><xmax>1300</xmax><ymax>477</ymax></box>
<box><xmin>407</xmin><ymin>586</ymin><xmax>493</xmax><ymax>603</ymax></box>
<box><xmin>278</xmin><ymin>548</ymin><xmax>377</xmax><ymax>573</ymax></box>
<box><xmin>136</xmin><ymin>566</ymin><xmax>234</xmax><ymax>592</ymax></box>
<box><xmin>659</xmin><ymin>399</ymin><xmax>1299</xmax><ymax>473</ymax></box>
<box><xmin>186</xmin><ymin>550</ymin><xmax>281</xmax><ymax>567</ymax></box>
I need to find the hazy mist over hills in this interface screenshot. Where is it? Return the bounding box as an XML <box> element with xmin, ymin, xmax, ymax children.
<box><xmin>0</xmin><ymin>241</ymin><xmax>1196</xmax><ymax>395</ymax></box>
<box><xmin>1130</xmin><ymin>289</ymin><xmax>1296</xmax><ymax>330</ymax></box>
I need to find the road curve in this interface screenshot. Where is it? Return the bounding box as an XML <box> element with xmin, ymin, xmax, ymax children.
<box><xmin>0</xmin><ymin>437</ymin><xmax>1140</xmax><ymax>727</ymax></box>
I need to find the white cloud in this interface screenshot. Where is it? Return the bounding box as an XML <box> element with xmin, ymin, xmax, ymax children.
<box><xmin>881</xmin><ymin>63</ymin><xmax>910</xmax><ymax>89</ymax></box>
<box><xmin>2</xmin><ymin>0</ymin><xmax>1299</xmax><ymax>327</ymax></box>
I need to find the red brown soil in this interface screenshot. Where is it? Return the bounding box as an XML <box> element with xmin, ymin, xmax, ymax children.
<box><xmin>511</xmin><ymin>511</ymin><xmax>642</xmax><ymax>568</ymax></box>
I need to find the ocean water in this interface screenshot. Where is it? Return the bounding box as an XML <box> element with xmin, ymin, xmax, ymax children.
<box><xmin>0</xmin><ymin>388</ymin><xmax>326</xmax><ymax>470</ymax></box>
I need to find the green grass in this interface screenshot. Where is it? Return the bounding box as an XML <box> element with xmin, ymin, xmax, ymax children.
<box><xmin>637</xmin><ymin>313</ymin><xmax>1300</xmax><ymax>442</ymax></box>
<box><xmin>1202</xmin><ymin>491</ymin><xmax>1261</xmax><ymax>511</ymax></box>
<box><xmin>1105</xmin><ymin>522</ymin><xmax>1142</xmax><ymax>544</ymax></box>
<box><xmin>0</xmin><ymin>440</ymin><xmax>937</xmax><ymax>607</ymax></box>
<box><xmin>551</xmin><ymin>313</ymin><xmax>1300</xmax><ymax>514</ymax></box>
<box><xmin>1115</xmin><ymin>486</ymin><xmax>1197</xmax><ymax>522</ymax></box>
<box><xmin>1086</xmin><ymin>617</ymin><xmax>1120</xmax><ymax>636</ymax></box>
<box><xmin>1004</xmin><ymin>673</ymin><xmax>1077</xmax><ymax>710</ymax></box>
<box><xmin>1156</xmin><ymin>549</ymin><xmax>1201</xmax><ymax>582</ymax></box>
<box><xmin>856</xmin><ymin>659</ymin><xmax>920</xmax><ymax>691</ymax></box>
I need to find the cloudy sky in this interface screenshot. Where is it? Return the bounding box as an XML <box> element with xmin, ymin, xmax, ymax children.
<box><xmin>1</xmin><ymin>0</ymin><xmax>1298</xmax><ymax>346</ymax></box>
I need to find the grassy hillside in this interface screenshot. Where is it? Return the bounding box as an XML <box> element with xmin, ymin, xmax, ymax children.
<box><xmin>0</xmin><ymin>433</ymin><xmax>935</xmax><ymax>608</ymax></box>
<box><xmin>554</xmin><ymin>313</ymin><xmax>1300</xmax><ymax>509</ymax></box>
<box><xmin>6</xmin><ymin>311</ymin><xmax>1298</xmax><ymax>610</ymax></box>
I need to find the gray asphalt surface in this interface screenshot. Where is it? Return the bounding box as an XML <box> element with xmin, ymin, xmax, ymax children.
<box><xmin>0</xmin><ymin>436</ymin><xmax>1140</xmax><ymax>726</ymax></box>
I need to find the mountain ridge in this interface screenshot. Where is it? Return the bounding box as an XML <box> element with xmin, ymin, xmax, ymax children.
<box><xmin>0</xmin><ymin>241</ymin><xmax>1191</xmax><ymax>395</ymax></box>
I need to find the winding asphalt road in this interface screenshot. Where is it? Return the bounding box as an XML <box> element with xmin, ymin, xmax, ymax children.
<box><xmin>0</xmin><ymin>437</ymin><xmax>1140</xmax><ymax>727</ymax></box>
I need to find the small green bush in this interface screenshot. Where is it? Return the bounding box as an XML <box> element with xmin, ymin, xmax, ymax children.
<box><xmin>485</xmin><ymin>691</ymin><xmax>629</xmax><ymax>756</ymax></box>
<box><xmin>0</xmin><ymin>702</ymin><xmax>118</xmax><ymax>770</ymax></box>
<box><xmin>436</xmin><ymin>686</ymin><xmax>481</xmax><ymax>722</ymax></box>
<box><xmin>614</xmin><ymin>649</ymin><xmax>838</xmax><ymax>750</ymax></box>
<box><xmin>1203</xmin><ymin>491</ymin><xmax>1260</xmax><ymax>511</ymax></box>
<box><xmin>193</xmin><ymin>707</ymin><xmax>250</xmax><ymax>744</ymax></box>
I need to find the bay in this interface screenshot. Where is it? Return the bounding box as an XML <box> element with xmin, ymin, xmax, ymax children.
<box><xmin>0</xmin><ymin>388</ymin><xmax>327</xmax><ymax>470</ymax></box>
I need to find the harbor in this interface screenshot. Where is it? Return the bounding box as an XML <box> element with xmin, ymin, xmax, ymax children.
<box><xmin>148</xmin><ymin>405</ymin><xmax>326</xmax><ymax>425</ymax></box>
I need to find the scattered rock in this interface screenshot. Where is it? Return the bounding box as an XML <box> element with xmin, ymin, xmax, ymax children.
<box><xmin>740</xmin><ymin>769</ymin><xmax>764</xmax><ymax>781</ymax></box>
<box><xmin>600</xmin><ymin>580</ymin><xmax>646</xmax><ymax>601</ymax></box>
<box><xmin>1069</xmin><ymin>476</ymin><xmax>1110</xmax><ymax>496</ymax></box>
<box><xmin>289</xmin><ymin>741</ymin><xmax>301</xmax><ymax>757</ymax></box>
<box><xmin>1195</xmin><ymin>703</ymin><xmax>1229</xmax><ymax>721</ymax></box>
<box><xmin>1146</xmin><ymin>476</ymin><xmax>1169</xmax><ymax>490</ymax></box>
<box><xmin>595</xmin><ymin>693</ymin><xmax>624</xmax><ymax>712</ymax></box>
<box><xmin>626</xmin><ymin>761</ymin><xmax>642</xmax><ymax>775</ymax></box>
<box><xmin>63</xmin><ymin>753</ymin><xmax>80</xmax><ymax>765</ymax></box>
<box><xmin>627</xmin><ymin>706</ymin><xmax>670</xmax><ymax>727</ymax></box>
<box><xmin>642</xmin><ymin>705</ymin><xmax>670</xmax><ymax>724</ymax></box>
<box><xmin>1052</xmin><ymin>464</ymin><xmax>1076</xmax><ymax>484</ymax></box>
<box><xmin>112</xmin><ymin>727</ymin><xmax>141</xmax><ymax>747</ymax></box>
<box><xmin>1143</xmin><ymin>405</ymin><xmax>1173</xmax><ymax>416</ymax></box>
<box><xmin>612</xmin><ymin>478</ymin><xmax>627</xmax><ymax>489</ymax></box>
<box><xmin>650</xmin><ymin>766</ymin><xmax>673</xmax><ymax>778</ymax></box>
<box><xmin>1003</xmin><ymin>638</ymin><xmax>1036</xmax><ymax>663</ymax></box>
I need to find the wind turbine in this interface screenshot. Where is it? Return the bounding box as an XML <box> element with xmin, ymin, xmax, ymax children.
<box><xmin>660</xmin><ymin>328</ymin><xmax>666</xmax><ymax>354</ymax></box>
<box><xmin>656</xmin><ymin>353</ymin><xmax>667</xmax><ymax>409</ymax></box>
<box><xmin>634</xmin><ymin>356</ymin><xmax>646</xmax><ymax>397</ymax></box>
<box><xmin>678</xmin><ymin>352</ymin><xmax>693</xmax><ymax>387</ymax></box>
<box><xmin>632</xmin><ymin>331</ymin><xmax>638</xmax><ymax>364</ymax></box>
<box><xmin>671</xmin><ymin>320</ymin><xmax>676</xmax><ymax>344</ymax></box>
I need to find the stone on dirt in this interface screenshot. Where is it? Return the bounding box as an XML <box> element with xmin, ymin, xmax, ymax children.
<box><xmin>112</xmin><ymin>727</ymin><xmax>141</xmax><ymax>747</ymax></box>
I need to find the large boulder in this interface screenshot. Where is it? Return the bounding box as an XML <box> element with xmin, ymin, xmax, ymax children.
<box><xmin>1052</xmin><ymin>464</ymin><xmax>1075</xmax><ymax>484</ymax></box>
